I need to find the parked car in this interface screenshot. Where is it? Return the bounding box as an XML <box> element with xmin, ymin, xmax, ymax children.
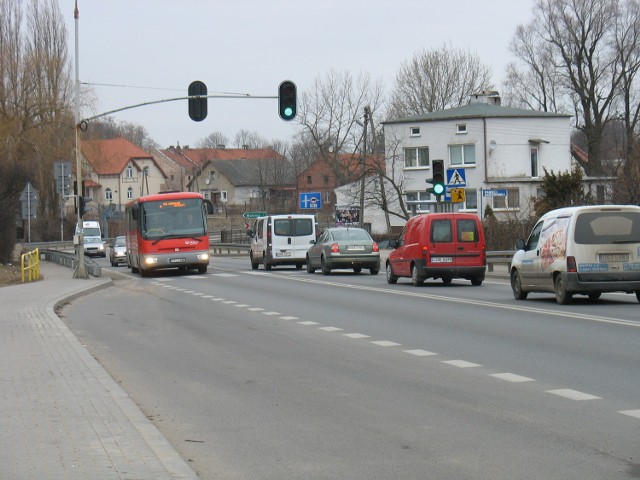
<box><xmin>109</xmin><ymin>236</ymin><xmax>127</xmax><ymax>266</ymax></box>
<box><xmin>306</xmin><ymin>227</ymin><xmax>380</xmax><ymax>275</ymax></box>
<box><xmin>386</xmin><ymin>213</ymin><xmax>486</xmax><ymax>286</ymax></box>
<box><xmin>510</xmin><ymin>204</ymin><xmax>640</xmax><ymax>304</ymax></box>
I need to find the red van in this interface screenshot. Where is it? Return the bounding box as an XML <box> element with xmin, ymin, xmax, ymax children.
<box><xmin>386</xmin><ymin>213</ymin><xmax>486</xmax><ymax>286</ymax></box>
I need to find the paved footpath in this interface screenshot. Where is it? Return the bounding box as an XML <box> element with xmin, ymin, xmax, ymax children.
<box><xmin>0</xmin><ymin>260</ymin><xmax>197</xmax><ymax>480</ymax></box>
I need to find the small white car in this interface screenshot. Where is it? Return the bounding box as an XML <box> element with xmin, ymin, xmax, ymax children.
<box><xmin>510</xmin><ymin>205</ymin><xmax>640</xmax><ymax>304</ymax></box>
<box><xmin>109</xmin><ymin>236</ymin><xmax>127</xmax><ymax>266</ymax></box>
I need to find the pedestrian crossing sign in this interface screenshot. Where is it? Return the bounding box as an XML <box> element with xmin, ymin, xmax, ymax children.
<box><xmin>447</xmin><ymin>168</ymin><xmax>466</xmax><ymax>187</ymax></box>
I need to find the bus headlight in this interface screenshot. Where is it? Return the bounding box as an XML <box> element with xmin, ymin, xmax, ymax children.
<box><xmin>144</xmin><ymin>256</ymin><xmax>158</xmax><ymax>266</ymax></box>
<box><xmin>197</xmin><ymin>253</ymin><xmax>210</xmax><ymax>261</ymax></box>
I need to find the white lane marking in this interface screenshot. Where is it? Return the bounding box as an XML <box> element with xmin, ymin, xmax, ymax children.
<box><xmin>234</xmin><ymin>304</ymin><xmax>250</xmax><ymax>308</ymax></box>
<box><xmin>191</xmin><ymin>292</ymin><xmax>204</xmax><ymax>296</ymax></box>
<box><xmin>184</xmin><ymin>275</ymin><xmax>206</xmax><ymax>279</ymax></box>
<box><xmin>619</xmin><ymin>410</ymin><xmax>640</xmax><ymax>419</ymax></box>
<box><xmin>211</xmin><ymin>298</ymin><xmax>225</xmax><ymax>301</ymax></box>
<box><xmin>247</xmin><ymin>307</ymin><xmax>265</xmax><ymax>312</ymax></box>
<box><xmin>153</xmin><ymin>278</ymin><xmax>172</xmax><ymax>282</ymax></box>
<box><xmin>371</xmin><ymin>340</ymin><xmax>402</xmax><ymax>347</ymax></box>
<box><xmin>344</xmin><ymin>333</ymin><xmax>370</xmax><ymax>339</ymax></box>
<box><xmin>211</xmin><ymin>273</ymin><xmax>237</xmax><ymax>277</ymax></box>
<box><xmin>239</xmin><ymin>271</ymin><xmax>640</xmax><ymax>328</ymax></box>
<box><xmin>490</xmin><ymin>373</ymin><xmax>536</xmax><ymax>383</ymax></box>
<box><xmin>202</xmin><ymin>295</ymin><xmax>214</xmax><ymax>298</ymax></box>
<box><xmin>262</xmin><ymin>311</ymin><xmax>281</xmax><ymax>316</ymax></box>
<box><xmin>298</xmin><ymin>321</ymin><xmax>319</xmax><ymax>326</ymax></box>
<box><xmin>280</xmin><ymin>316</ymin><xmax>298</xmax><ymax>320</ymax></box>
<box><xmin>183</xmin><ymin>290</ymin><xmax>195</xmax><ymax>294</ymax></box>
<box><xmin>319</xmin><ymin>327</ymin><xmax>343</xmax><ymax>332</ymax></box>
<box><xmin>442</xmin><ymin>360</ymin><xmax>482</xmax><ymax>368</ymax></box>
<box><xmin>546</xmin><ymin>389</ymin><xmax>601</xmax><ymax>401</ymax></box>
<box><xmin>404</xmin><ymin>349</ymin><xmax>438</xmax><ymax>357</ymax></box>
<box><xmin>222</xmin><ymin>300</ymin><xmax>237</xmax><ymax>304</ymax></box>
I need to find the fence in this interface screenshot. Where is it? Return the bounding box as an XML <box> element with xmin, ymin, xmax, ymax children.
<box><xmin>20</xmin><ymin>248</ymin><xmax>40</xmax><ymax>282</ymax></box>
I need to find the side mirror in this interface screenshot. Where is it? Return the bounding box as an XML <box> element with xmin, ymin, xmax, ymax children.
<box><xmin>515</xmin><ymin>239</ymin><xmax>526</xmax><ymax>250</ymax></box>
<box><xmin>309</xmin><ymin>239</ymin><xmax>316</xmax><ymax>245</ymax></box>
<box><xmin>388</xmin><ymin>238</ymin><xmax>399</xmax><ymax>249</ymax></box>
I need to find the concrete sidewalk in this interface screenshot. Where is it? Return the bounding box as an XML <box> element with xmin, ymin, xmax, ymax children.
<box><xmin>0</xmin><ymin>261</ymin><xmax>197</xmax><ymax>480</ymax></box>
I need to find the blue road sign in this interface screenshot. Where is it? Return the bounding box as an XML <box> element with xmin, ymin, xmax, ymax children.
<box><xmin>300</xmin><ymin>192</ymin><xmax>322</xmax><ymax>209</ymax></box>
<box><xmin>446</xmin><ymin>168</ymin><xmax>466</xmax><ymax>187</ymax></box>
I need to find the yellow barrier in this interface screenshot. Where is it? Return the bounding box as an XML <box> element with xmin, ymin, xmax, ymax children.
<box><xmin>21</xmin><ymin>248</ymin><xmax>40</xmax><ymax>283</ymax></box>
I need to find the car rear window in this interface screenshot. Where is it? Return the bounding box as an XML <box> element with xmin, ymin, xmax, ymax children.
<box><xmin>273</xmin><ymin>219</ymin><xmax>314</xmax><ymax>237</ymax></box>
<box><xmin>457</xmin><ymin>219</ymin><xmax>479</xmax><ymax>242</ymax></box>
<box><xmin>574</xmin><ymin>211</ymin><xmax>640</xmax><ymax>244</ymax></box>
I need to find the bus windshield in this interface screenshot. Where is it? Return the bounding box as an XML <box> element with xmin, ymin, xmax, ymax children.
<box><xmin>141</xmin><ymin>198</ymin><xmax>206</xmax><ymax>240</ymax></box>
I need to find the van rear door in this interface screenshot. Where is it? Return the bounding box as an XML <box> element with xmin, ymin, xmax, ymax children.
<box><xmin>453</xmin><ymin>217</ymin><xmax>484</xmax><ymax>269</ymax></box>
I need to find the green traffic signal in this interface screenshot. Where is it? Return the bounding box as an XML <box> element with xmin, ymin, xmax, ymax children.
<box><xmin>278</xmin><ymin>81</ymin><xmax>297</xmax><ymax>121</ymax></box>
<box><xmin>426</xmin><ymin>159</ymin><xmax>446</xmax><ymax>200</ymax></box>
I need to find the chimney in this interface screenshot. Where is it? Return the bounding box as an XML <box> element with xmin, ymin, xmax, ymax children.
<box><xmin>469</xmin><ymin>90</ymin><xmax>501</xmax><ymax>106</ymax></box>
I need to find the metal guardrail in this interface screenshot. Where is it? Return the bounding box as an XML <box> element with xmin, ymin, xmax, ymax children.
<box><xmin>41</xmin><ymin>249</ymin><xmax>102</xmax><ymax>277</ymax></box>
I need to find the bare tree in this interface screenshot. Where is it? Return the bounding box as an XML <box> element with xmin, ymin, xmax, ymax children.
<box><xmin>197</xmin><ymin>131</ymin><xmax>229</xmax><ymax>149</ymax></box>
<box><xmin>85</xmin><ymin>117</ymin><xmax>158</xmax><ymax>150</ymax></box>
<box><xmin>386</xmin><ymin>44</ymin><xmax>494</xmax><ymax>119</ymax></box>
<box><xmin>233</xmin><ymin>129</ymin><xmax>268</xmax><ymax>149</ymax></box>
<box><xmin>512</xmin><ymin>0</ymin><xmax>640</xmax><ymax>175</ymax></box>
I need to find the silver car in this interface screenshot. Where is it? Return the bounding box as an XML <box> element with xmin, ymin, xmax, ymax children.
<box><xmin>109</xmin><ymin>236</ymin><xmax>127</xmax><ymax>267</ymax></box>
<box><xmin>306</xmin><ymin>227</ymin><xmax>380</xmax><ymax>275</ymax></box>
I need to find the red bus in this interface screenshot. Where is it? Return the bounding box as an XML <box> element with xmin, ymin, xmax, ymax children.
<box><xmin>125</xmin><ymin>192</ymin><xmax>213</xmax><ymax>276</ymax></box>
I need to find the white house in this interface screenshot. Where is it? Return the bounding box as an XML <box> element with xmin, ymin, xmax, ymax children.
<box><xmin>376</xmin><ymin>91</ymin><xmax>575</xmax><ymax>231</ymax></box>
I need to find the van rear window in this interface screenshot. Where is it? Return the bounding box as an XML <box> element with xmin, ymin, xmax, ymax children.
<box><xmin>273</xmin><ymin>219</ymin><xmax>313</xmax><ymax>237</ymax></box>
<box><xmin>431</xmin><ymin>220</ymin><xmax>452</xmax><ymax>243</ymax></box>
<box><xmin>574</xmin><ymin>212</ymin><xmax>640</xmax><ymax>244</ymax></box>
<box><xmin>457</xmin><ymin>219</ymin><xmax>479</xmax><ymax>242</ymax></box>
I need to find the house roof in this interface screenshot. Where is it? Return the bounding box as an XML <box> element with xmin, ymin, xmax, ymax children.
<box><xmin>81</xmin><ymin>138</ymin><xmax>165</xmax><ymax>177</ymax></box>
<box><xmin>158</xmin><ymin>146</ymin><xmax>286</xmax><ymax>172</ymax></box>
<box><xmin>203</xmin><ymin>158</ymin><xmax>295</xmax><ymax>187</ymax></box>
<box><xmin>383</xmin><ymin>102</ymin><xmax>572</xmax><ymax>125</ymax></box>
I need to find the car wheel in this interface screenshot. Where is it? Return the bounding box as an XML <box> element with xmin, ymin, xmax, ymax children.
<box><xmin>636</xmin><ymin>290</ymin><xmax>640</xmax><ymax>303</ymax></box>
<box><xmin>511</xmin><ymin>270</ymin><xmax>528</xmax><ymax>300</ymax></box>
<box><xmin>296</xmin><ymin>264</ymin><xmax>303</xmax><ymax>269</ymax></box>
<box><xmin>197</xmin><ymin>265</ymin><xmax>207</xmax><ymax>274</ymax></box>
<box><xmin>250</xmin><ymin>253</ymin><xmax>259</xmax><ymax>270</ymax></box>
<box><xmin>588</xmin><ymin>292</ymin><xmax>601</xmax><ymax>301</ymax></box>
<box><xmin>442</xmin><ymin>277</ymin><xmax>452</xmax><ymax>285</ymax></box>
<box><xmin>264</xmin><ymin>254</ymin><xmax>272</xmax><ymax>271</ymax></box>
<box><xmin>386</xmin><ymin>263</ymin><xmax>398</xmax><ymax>284</ymax></box>
<box><xmin>353</xmin><ymin>267</ymin><xmax>362</xmax><ymax>273</ymax></box>
<box><xmin>370</xmin><ymin>268</ymin><xmax>379</xmax><ymax>275</ymax></box>
<box><xmin>554</xmin><ymin>275</ymin><xmax>572</xmax><ymax>304</ymax></box>
<box><xmin>471</xmin><ymin>277</ymin><xmax>483</xmax><ymax>286</ymax></box>
<box><xmin>411</xmin><ymin>264</ymin><xmax>423</xmax><ymax>286</ymax></box>
<box><xmin>306</xmin><ymin>255</ymin><xmax>316</xmax><ymax>273</ymax></box>
<box><xmin>321</xmin><ymin>256</ymin><xmax>331</xmax><ymax>275</ymax></box>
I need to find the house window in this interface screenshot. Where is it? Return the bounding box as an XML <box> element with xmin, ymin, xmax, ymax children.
<box><xmin>307</xmin><ymin>175</ymin><xmax>312</xmax><ymax>185</ymax></box>
<box><xmin>456</xmin><ymin>124</ymin><xmax>467</xmax><ymax>134</ymax></box>
<box><xmin>125</xmin><ymin>164</ymin><xmax>134</xmax><ymax>179</ymax></box>
<box><xmin>105</xmin><ymin>188</ymin><xmax>112</xmax><ymax>201</ymax></box>
<box><xmin>463</xmin><ymin>188</ymin><xmax>477</xmax><ymax>210</ymax></box>
<box><xmin>323</xmin><ymin>175</ymin><xmax>329</xmax><ymax>184</ymax></box>
<box><xmin>405</xmin><ymin>191</ymin><xmax>431</xmax><ymax>213</ymax></box>
<box><xmin>449</xmin><ymin>144</ymin><xmax>476</xmax><ymax>166</ymax></box>
<box><xmin>221</xmin><ymin>191</ymin><xmax>228</xmax><ymax>202</ymax></box>
<box><xmin>410</xmin><ymin>127</ymin><xmax>421</xmax><ymax>136</ymax></box>
<box><xmin>531</xmin><ymin>147</ymin><xmax>539</xmax><ymax>177</ymax></box>
<box><xmin>492</xmin><ymin>188</ymin><xmax>520</xmax><ymax>209</ymax></box>
<box><xmin>127</xmin><ymin>186</ymin><xmax>133</xmax><ymax>200</ymax></box>
<box><xmin>404</xmin><ymin>147</ymin><xmax>429</xmax><ymax>168</ymax></box>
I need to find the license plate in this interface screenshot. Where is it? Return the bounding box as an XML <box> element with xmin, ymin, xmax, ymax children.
<box><xmin>431</xmin><ymin>257</ymin><xmax>453</xmax><ymax>263</ymax></box>
<box><xmin>275</xmin><ymin>251</ymin><xmax>291</xmax><ymax>257</ymax></box>
<box><xmin>347</xmin><ymin>246</ymin><xmax>365</xmax><ymax>251</ymax></box>
<box><xmin>599</xmin><ymin>253</ymin><xmax>629</xmax><ymax>262</ymax></box>
<box><xmin>170</xmin><ymin>258</ymin><xmax>186</xmax><ymax>263</ymax></box>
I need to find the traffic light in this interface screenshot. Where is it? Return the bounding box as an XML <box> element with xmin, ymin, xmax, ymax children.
<box><xmin>73</xmin><ymin>180</ymin><xmax>86</xmax><ymax>216</ymax></box>
<box><xmin>278</xmin><ymin>80</ymin><xmax>297</xmax><ymax>121</ymax></box>
<box><xmin>426</xmin><ymin>160</ymin><xmax>446</xmax><ymax>201</ymax></box>
<box><xmin>188</xmin><ymin>80</ymin><xmax>208</xmax><ymax>122</ymax></box>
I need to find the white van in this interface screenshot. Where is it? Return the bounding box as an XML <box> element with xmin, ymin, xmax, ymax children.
<box><xmin>249</xmin><ymin>214</ymin><xmax>317</xmax><ymax>270</ymax></box>
<box><xmin>510</xmin><ymin>205</ymin><xmax>640</xmax><ymax>304</ymax></box>
<box><xmin>75</xmin><ymin>220</ymin><xmax>106</xmax><ymax>257</ymax></box>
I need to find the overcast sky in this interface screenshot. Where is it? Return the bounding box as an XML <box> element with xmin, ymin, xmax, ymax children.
<box><xmin>63</xmin><ymin>0</ymin><xmax>535</xmax><ymax>149</ymax></box>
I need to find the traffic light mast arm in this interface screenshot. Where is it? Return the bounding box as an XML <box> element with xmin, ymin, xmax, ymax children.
<box><xmin>78</xmin><ymin>94</ymin><xmax>278</xmax><ymax>125</ymax></box>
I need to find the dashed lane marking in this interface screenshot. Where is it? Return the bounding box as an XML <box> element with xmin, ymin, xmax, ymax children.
<box><xmin>546</xmin><ymin>389</ymin><xmax>601</xmax><ymax>401</ymax></box>
<box><xmin>404</xmin><ymin>349</ymin><xmax>438</xmax><ymax>357</ymax></box>
<box><xmin>371</xmin><ymin>340</ymin><xmax>402</xmax><ymax>347</ymax></box>
<box><xmin>298</xmin><ymin>321</ymin><xmax>319</xmax><ymax>326</ymax></box>
<box><xmin>442</xmin><ymin>360</ymin><xmax>482</xmax><ymax>368</ymax></box>
<box><xmin>619</xmin><ymin>410</ymin><xmax>640</xmax><ymax>419</ymax></box>
<box><xmin>490</xmin><ymin>373</ymin><xmax>536</xmax><ymax>383</ymax></box>
<box><xmin>319</xmin><ymin>327</ymin><xmax>343</xmax><ymax>332</ymax></box>
<box><xmin>343</xmin><ymin>333</ymin><xmax>370</xmax><ymax>339</ymax></box>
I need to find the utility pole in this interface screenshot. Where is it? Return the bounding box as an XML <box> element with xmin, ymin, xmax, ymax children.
<box><xmin>73</xmin><ymin>0</ymin><xmax>87</xmax><ymax>279</ymax></box>
<box><xmin>359</xmin><ymin>106</ymin><xmax>370</xmax><ymax>228</ymax></box>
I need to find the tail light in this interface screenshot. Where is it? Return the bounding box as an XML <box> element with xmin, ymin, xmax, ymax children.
<box><xmin>421</xmin><ymin>246</ymin><xmax>429</xmax><ymax>257</ymax></box>
<box><xmin>331</xmin><ymin>243</ymin><xmax>340</xmax><ymax>253</ymax></box>
<box><xmin>372</xmin><ymin>242</ymin><xmax>379</xmax><ymax>253</ymax></box>
<box><xmin>481</xmin><ymin>247</ymin><xmax>486</xmax><ymax>266</ymax></box>
<box><xmin>567</xmin><ymin>256</ymin><xmax>577</xmax><ymax>272</ymax></box>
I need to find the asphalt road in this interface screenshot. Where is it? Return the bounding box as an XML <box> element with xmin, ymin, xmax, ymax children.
<box><xmin>60</xmin><ymin>256</ymin><xmax>640</xmax><ymax>479</ymax></box>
